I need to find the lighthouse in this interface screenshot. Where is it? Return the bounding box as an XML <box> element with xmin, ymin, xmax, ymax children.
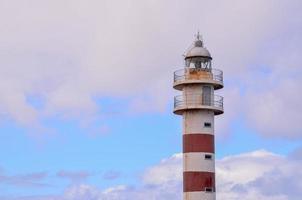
<box><xmin>173</xmin><ymin>34</ymin><xmax>224</xmax><ymax>200</ymax></box>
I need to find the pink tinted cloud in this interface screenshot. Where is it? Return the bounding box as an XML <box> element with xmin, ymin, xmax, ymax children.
<box><xmin>56</xmin><ymin>170</ymin><xmax>91</xmax><ymax>183</ymax></box>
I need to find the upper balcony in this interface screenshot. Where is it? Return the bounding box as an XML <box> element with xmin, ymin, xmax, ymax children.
<box><xmin>173</xmin><ymin>68</ymin><xmax>223</xmax><ymax>90</ymax></box>
<box><xmin>173</xmin><ymin>94</ymin><xmax>224</xmax><ymax>115</ymax></box>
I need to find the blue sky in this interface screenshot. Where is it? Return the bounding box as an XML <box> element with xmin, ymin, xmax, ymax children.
<box><xmin>0</xmin><ymin>0</ymin><xmax>302</xmax><ymax>199</ymax></box>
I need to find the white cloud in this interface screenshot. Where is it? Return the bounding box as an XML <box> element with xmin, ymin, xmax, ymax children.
<box><xmin>215</xmin><ymin>87</ymin><xmax>242</xmax><ymax>139</ymax></box>
<box><xmin>142</xmin><ymin>153</ymin><xmax>182</xmax><ymax>185</ymax></box>
<box><xmin>1</xmin><ymin>0</ymin><xmax>301</xmax><ymax>139</ymax></box>
<box><xmin>245</xmin><ymin>78</ymin><xmax>302</xmax><ymax>138</ymax></box>
<box><xmin>216</xmin><ymin>149</ymin><xmax>302</xmax><ymax>200</ymax></box>
<box><xmin>108</xmin><ymin>150</ymin><xmax>302</xmax><ymax>200</ymax></box>
<box><xmin>5</xmin><ymin>149</ymin><xmax>302</xmax><ymax>200</ymax></box>
<box><xmin>63</xmin><ymin>184</ymin><xmax>100</xmax><ymax>200</ymax></box>
<box><xmin>242</xmin><ymin>25</ymin><xmax>302</xmax><ymax>138</ymax></box>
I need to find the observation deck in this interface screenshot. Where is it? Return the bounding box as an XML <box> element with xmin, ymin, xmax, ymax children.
<box><xmin>173</xmin><ymin>94</ymin><xmax>224</xmax><ymax>115</ymax></box>
<box><xmin>173</xmin><ymin>68</ymin><xmax>223</xmax><ymax>90</ymax></box>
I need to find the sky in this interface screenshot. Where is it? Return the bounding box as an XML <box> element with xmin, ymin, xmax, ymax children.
<box><xmin>0</xmin><ymin>0</ymin><xmax>302</xmax><ymax>199</ymax></box>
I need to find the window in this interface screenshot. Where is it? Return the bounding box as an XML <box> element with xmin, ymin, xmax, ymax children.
<box><xmin>195</xmin><ymin>61</ymin><xmax>201</xmax><ymax>68</ymax></box>
<box><xmin>205</xmin><ymin>154</ymin><xmax>212</xmax><ymax>160</ymax></box>
<box><xmin>204</xmin><ymin>122</ymin><xmax>211</xmax><ymax>128</ymax></box>
<box><xmin>205</xmin><ymin>187</ymin><xmax>213</xmax><ymax>192</ymax></box>
<box><xmin>202</xmin><ymin>86</ymin><xmax>211</xmax><ymax>106</ymax></box>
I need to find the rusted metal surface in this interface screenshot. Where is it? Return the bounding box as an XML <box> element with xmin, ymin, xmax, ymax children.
<box><xmin>174</xmin><ymin>68</ymin><xmax>223</xmax><ymax>84</ymax></box>
<box><xmin>173</xmin><ymin>68</ymin><xmax>223</xmax><ymax>91</ymax></box>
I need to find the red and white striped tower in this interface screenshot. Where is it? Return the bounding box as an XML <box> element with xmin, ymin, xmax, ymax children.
<box><xmin>173</xmin><ymin>34</ymin><xmax>224</xmax><ymax>200</ymax></box>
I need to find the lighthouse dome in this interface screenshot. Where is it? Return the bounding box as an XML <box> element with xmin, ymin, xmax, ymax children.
<box><xmin>185</xmin><ymin>39</ymin><xmax>212</xmax><ymax>59</ymax></box>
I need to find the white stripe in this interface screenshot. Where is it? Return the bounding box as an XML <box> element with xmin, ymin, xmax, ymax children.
<box><xmin>183</xmin><ymin>152</ymin><xmax>215</xmax><ymax>172</ymax></box>
<box><xmin>184</xmin><ymin>191</ymin><xmax>215</xmax><ymax>200</ymax></box>
<box><xmin>183</xmin><ymin>110</ymin><xmax>214</xmax><ymax>135</ymax></box>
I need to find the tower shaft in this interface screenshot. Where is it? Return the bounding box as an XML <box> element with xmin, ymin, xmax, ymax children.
<box><xmin>183</xmin><ymin>87</ymin><xmax>215</xmax><ymax>199</ymax></box>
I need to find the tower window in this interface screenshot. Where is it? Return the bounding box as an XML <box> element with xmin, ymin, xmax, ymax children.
<box><xmin>204</xmin><ymin>122</ymin><xmax>211</xmax><ymax>128</ymax></box>
<box><xmin>205</xmin><ymin>187</ymin><xmax>213</xmax><ymax>192</ymax></box>
<box><xmin>205</xmin><ymin>154</ymin><xmax>212</xmax><ymax>160</ymax></box>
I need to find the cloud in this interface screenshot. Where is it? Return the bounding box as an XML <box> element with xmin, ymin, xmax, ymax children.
<box><xmin>242</xmin><ymin>24</ymin><xmax>302</xmax><ymax>138</ymax></box>
<box><xmin>0</xmin><ymin>0</ymin><xmax>301</xmax><ymax>139</ymax></box>
<box><xmin>56</xmin><ymin>170</ymin><xmax>91</xmax><ymax>183</ymax></box>
<box><xmin>4</xmin><ymin>149</ymin><xmax>302</xmax><ymax>200</ymax></box>
<box><xmin>0</xmin><ymin>171</ymin><xmax>49</xmax><ymax>188</ymax></box>
<box><xmin>216</xmin><ymin>150</ymin><xmax>302</xmax><ymax>200</ymax></box>
<box><xmin>244</xmin><ymin>77</ymin><xmax>302</xmax><ymax>138</ymax></box>
<box><xmin>216</xmin><ymin>0</ymin><xmax>302</xmax><ymax>139</ymax></box>
<box><xmin>215</xmin><ymin>87</ymin><xmax>242</xmax><ymax>139</ymax></box>
<box><xmin>102</xmin><ymin>171</ymin><xmax>121</xmax><ymax>181</ymax></box>
<box><xmin>142</xmin><ymin>153</ymin><xmax>182</xmax><ymax>185</ymax></box>
<box><xmin>63</xmin><ymin>184</ymin><xmax>100</xmax><ymax>200</ymax></box>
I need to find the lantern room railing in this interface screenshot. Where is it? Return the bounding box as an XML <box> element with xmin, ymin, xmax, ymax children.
<box><xmin>174</xmin><ymin>68</ymin><xmax>223</xmax><ymax>84</ymax></box>
<box><xmin>174</xmin><ymin>94</ymin><xmax>223</xmax><ymax>113</ymax></box>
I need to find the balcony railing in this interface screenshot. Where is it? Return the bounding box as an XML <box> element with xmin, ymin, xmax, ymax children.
<box><xmin>174</xmin><ymin>94</ymin><xmax>223</xmax><ymax>113</ymax></box>
<box><xmin>174</xmin><ymin>68</ymin><xmax>223</xmax><ymax>85</ymax></box>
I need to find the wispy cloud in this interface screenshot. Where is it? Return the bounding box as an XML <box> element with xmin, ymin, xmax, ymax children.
<box><xmin>102</xmin><ymin>171</ymin><xmax>121</xmax><ymax>181</ymax></box>
<box><xmin>0</xmin><ymin>171</ymin><xmax>49</xmax><ymax>188</ymax></box>
<box><xmin>56</xmin><ymin>170</ymin><xmax>91</xmax><ymax>183</ymax></box>
<box><xmin>3</xmin><ymin>149</ymin><xmax>302</xmax><ymax>199</ymax></box>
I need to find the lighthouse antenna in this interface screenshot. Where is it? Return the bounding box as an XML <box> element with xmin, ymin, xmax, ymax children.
<box><xmin>195</xmin><ymin>31</ymin><xmax>203</xmax><ymax>42</ymax></box>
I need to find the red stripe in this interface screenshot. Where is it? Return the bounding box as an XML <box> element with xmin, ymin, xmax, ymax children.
<box><xmin>183</xmin><ymin>134</ymin><xmax>214</xmax><ymax>153</ymax></box>
<box><xmin>183</xmin><ymin>171</ymin><xmax>215</xmax><ymax>192</ymax></box>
